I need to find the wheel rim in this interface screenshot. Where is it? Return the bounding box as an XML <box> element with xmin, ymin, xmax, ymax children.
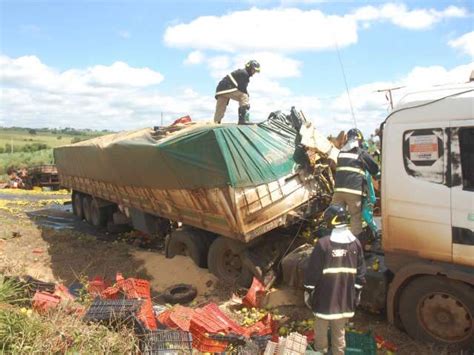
<box><xmin>418</xmin><ymin>292</ymin><xmax>472</xmax><ymax>342</ymax></box>
<box><xmin>175</xmin><ymin>242</ymin><xmax>189</xmax><ymax>257</ymax></box>
<box><xmin>220</xmin><ymin>248</ymin><xmax>242</xmax><ymax>280</ymax></box>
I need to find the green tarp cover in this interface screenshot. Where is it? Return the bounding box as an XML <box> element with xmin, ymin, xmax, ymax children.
<box><xmin>54</xmin><ymin>121</ymin><xmax>299</xmax><ymax>189</ymax></box>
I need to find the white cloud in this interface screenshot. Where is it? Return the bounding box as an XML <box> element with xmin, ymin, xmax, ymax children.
<box><xmin>164</xmin><ymin>7</ymin><xmax>358</xmax><ymax>53</ymax></box>
<box><xmin>164</xmin><ymin>4</ymin><xmax>466</xmax><ymax>54</ymax></box>
<box><xmin>449</xmin><ymin>31</ymin><xmax>474</xmax><ymax>57</ymax></box>
<box><xmin>184</xmin><ymin>50</ymin><xmax>206</xmax><ymax>65</ymax></box>
<box><xmin>321</xmin><ymin>62</ymin><xmax>474</xmax><ymax>136</ymax></box>
<box><xmin>401</xmin><ymin>63</ymin><xmax>473</xmax><ymax>88</ymax></box>
<box><xmin>0</xmin><ymin>55</ymin><xmax>164</xmax><ymax>92</ymax></box>
<box><xmin>352</xmin><ymin>3</ymin><xmax>466</xmax><ymax>30</ymax></box>
<box><xmin>1</xmin><ymin>55</ymin><xmax>472</xmax><ymax>138</ymax></box>
<box><xmin>207</xmin><ymin>55</ymin><xmax>232</xmax><ymax>79</ymax></box>
<box><xmin>205</xmin><ymin>52</ymin><xmax>301</xmax><ymax>80</ymax></box>
<box><xmin>204</xmin><ymin>53</ymin><xmax>299</xmax><ymax>99</ymax></box>
<box><xmin>80</xmin><ymin>62</ymin><xmax>164</xmax><ymax>88</ymax></box>
<box><xmin>0</xmin><ymin>55</ymin><xmax>184</xmax><ymax>130</ymax></box>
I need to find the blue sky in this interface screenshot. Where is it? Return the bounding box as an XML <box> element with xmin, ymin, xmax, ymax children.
<box><xmin>1</xmin><ymin>0</ymin><xmax>473</xmax><ymax>136</ymax></box>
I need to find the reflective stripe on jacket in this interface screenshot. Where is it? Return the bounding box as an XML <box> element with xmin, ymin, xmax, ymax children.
<box><xmin>334</xmin><ymin>147</ymin><xmax>379</xmax><ymax>196</ymax></box>
<box><xmin>215</xmin><ymin>69</ymin><xmax>250</xmax><ymax>98</ymax></box>
<box><xmin>303</xmin><ymin>227</ymin><xmax>366</xmax><ymax>319</ymax></box>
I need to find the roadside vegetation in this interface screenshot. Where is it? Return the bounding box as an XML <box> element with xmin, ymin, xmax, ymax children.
<box><xmin>0</xmin><ymin>276</ymin><xmax>138</xmax><ymax>354</ymax></box>
<box><xmin>0</xmin><ymin>127</ymin><xmax>111</xmax><ymax>178</ymax></box>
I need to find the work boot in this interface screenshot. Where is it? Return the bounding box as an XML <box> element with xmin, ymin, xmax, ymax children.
<box><xmin>238</xmin><ymin>105</ymin><xmax>250</xmax><ymax>125</ymax></box>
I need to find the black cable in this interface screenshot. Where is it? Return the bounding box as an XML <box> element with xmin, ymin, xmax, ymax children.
<box><xmin>379</xmin><ymin>88</ymin><xmax>474</xmax><ymax>150</ymax></box>
<box><xmin>380</xmin><ymin>88</ymin><xmax>474</xmax><ymax>129</ymax></box>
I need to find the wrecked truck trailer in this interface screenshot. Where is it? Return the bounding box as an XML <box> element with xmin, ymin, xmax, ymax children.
<box><xmin>54</xmin><ymin>110</ymin><xmax>335</xmax><ymax>285</ymax></box>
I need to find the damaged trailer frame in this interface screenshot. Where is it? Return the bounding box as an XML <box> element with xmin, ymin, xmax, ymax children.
<box><xmin>55</xmin><ymin>110</ymin><xmax>336</xmax><ymax>286</ymax></box>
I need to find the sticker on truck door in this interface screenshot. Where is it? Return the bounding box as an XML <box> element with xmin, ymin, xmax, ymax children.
<box><xmin>403</xmin><ymin>128</ymin><xmax>446</xmax><ymax>185</ymax></box>
<box><xmin>409</xmin><ymin>135</ymin><xmax>439</xmax><ymax>161</ymax></box>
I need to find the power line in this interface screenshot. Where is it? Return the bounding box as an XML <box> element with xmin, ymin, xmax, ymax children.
<box><xmin>334</xmin><ymin>40</ymin><xmax>357</xmax><ymax>127</ymax></box>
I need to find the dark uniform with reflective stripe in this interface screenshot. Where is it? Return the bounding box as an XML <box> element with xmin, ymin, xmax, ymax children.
<box><xmin>214</xmin><ymin>69</ymin><xmax>251</xmax><ymax>124</ymax></box>
<box><xmin>304</xmin><ymin>229</ymin><xmax>366</xmax><ymax>319</ymax></box>
<box><xmin>215</xmin><ymin>69</ymin><xmax>250</xmax><ymax>98</ymax></box>
<box><xmin>333</xmin><ymin>146</ymin><xmax>379</xmax><ymax>235</ymax></box>
<box><xmin>304</xmin><ymin>227</ymin><xmax>366</xmax><ymax>355</ymax></box>
<box><xmin>335</xmin><ymin>148</ymin><xmax>379</xmax><ymax>195</ymax></box>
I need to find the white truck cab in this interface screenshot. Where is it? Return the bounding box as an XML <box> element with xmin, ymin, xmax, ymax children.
<box><xmin>380</xmin><ymin>80</ymin><xmax>474</xmax><ymax>349</ymax></box>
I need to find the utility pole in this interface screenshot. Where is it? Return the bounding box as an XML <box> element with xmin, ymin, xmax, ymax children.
<box><xmin>10</xmin><ymin>137</ymin><xmax>13</xmax><ymax>154</ymax></box>
<box><xmin>376</xmin><ymin>86</ymin><xmax>404</xmax><ymax>110</ymax></box>
<box><xmin>161</xmin><ymin>112</ymin><xmax>163</xmax><ymax>126</ymax></box>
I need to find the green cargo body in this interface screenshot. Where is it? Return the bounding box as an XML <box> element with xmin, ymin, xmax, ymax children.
<box><xmin>54</xmin><ymin>122</ymin><xmax>329</xmax><ymax>243</ymax></box>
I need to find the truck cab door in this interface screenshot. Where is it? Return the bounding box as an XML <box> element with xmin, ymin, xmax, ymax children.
<box><xmin>450</xmin><ymin>122</ymin><xmax>474</xmax><ymax>266</ymax></box>
<box><xmin>383</xmin><ymin>122</ymin><xmax>452</xmax><ymax>265</ymax></box>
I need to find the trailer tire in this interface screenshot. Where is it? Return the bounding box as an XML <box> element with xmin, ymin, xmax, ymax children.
<box><xmin>90</xmin><ymin>198</ymin><xmax>108</xmax><ymax>227</ymax></box>
<box><xmin>207</xmin><ymin>237</ymin><xmax>253</xmax><ymax>287</ymax></box>
<box><xmin>399</xmin><ymin>276</ymin><xmax>474</xmax><ymax>350</ymax></box>
<box><xmin>162</xmin><ymin>284</ymin><xmax>197</xmax><ymax>304</ymax></box>
<box><xmin>82</xmin><ymin>195</ymin><xmax>93</xmax><ymax>224</ymax></box>
<box><xmin>72</xmin><ymin>191</ymin><xmax>84</xmax><ymax>220</ymax></box>
<box><xmin>166</xmin><ymin>229</ymin><xmax>208</xmax><ymax>268</ymax></box>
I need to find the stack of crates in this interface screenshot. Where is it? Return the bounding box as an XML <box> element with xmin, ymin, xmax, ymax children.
<box><xmin>264</xmin><ymin>332</ymin><xmax>308</xmax><ymax>355</ymax></box>
<box><xmin>277</xmin><ymin>332</ymin><xmax>307</xmax><ymax>355</ymax></box>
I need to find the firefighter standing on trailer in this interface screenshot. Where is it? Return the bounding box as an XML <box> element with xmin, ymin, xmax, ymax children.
<box><xmin>304</xmin><ymin>204</ymin><xmax>366</xmax><ymax>355</ymax></box>
<box><xmin>213</xmin><ymin>60</ymin><xmax>260</xmax><ymax>124</ymax></box>
<box><xmin>332</xmin><ymin>128</ymin><xmax>379</xmax><ymax>237</ymax></box>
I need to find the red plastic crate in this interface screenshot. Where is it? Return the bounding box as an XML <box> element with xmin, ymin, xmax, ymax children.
<box><xmin>101</xmin><ymin>286</ymin><xmax>120</xmax><ymax>300</ymax></box>
<box><xmin>156</xmin><ymin>309</ymin><xmax>177</xmax><ymax>329</ymax></box>
<box><xmin>119</xmin><ymin>278</ymin><xmax>151</xmax><ymax>299</ymax></box>
<box><xmin>190</xmin><ymin>328</ymin><xmax>228</xmax><ymax>353</ymax></box>
<box><xmin>244</xmin><ymin>313</ymin><xmax>273</xmax><ymax>337</ymax></box>
<box><xmin>137</xmin><ymin>299</ymin><xmax>157</xmax><ymax>330</ymax></box>
<box><xmin>88</xmin><ymin>276</ymin><xmax>108</xmax><ymax>296</ymax></box>
<box><xmin>32</xmin><ymin>291</ymin><xmax>60</xmax><ymax>313</ymax></box>
<box><xmin>243</xmin><ymin>277</ymin><xmax>266</xmax><ymax>308</ymax></box>
<box><xmin>169</xmin><ymin>305</ymin><xmax>196</xmax><ymax>332</ymax></box>
<box><xmin>201</xmin><ymin>303</ymin><xmax>245</xmax><ymax>334</ymax></box>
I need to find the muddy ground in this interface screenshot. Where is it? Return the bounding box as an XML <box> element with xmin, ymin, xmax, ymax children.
<box><xmin>0</xmin><ymin>189</ymin><xmax>450</xmax><ymax>354</ymax></box>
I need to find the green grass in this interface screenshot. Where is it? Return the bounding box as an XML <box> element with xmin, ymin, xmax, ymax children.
<box><xmin>0</xmin><ymin>274</ymin><xmax>139</xmax><ymax>354</ymax></box>
<box><xmin>0</xmin><ymin>128</ymin><xmax>110</xmax><ymax>175</ymax></box>
<box><xmin>0</xmin><ymin>128</ymin><xmax>104</xmax><ymax>151</ymax></box>
<box><xmin>0</xmin><ymin>276</ymin><xmax>29</xmax><ymax>305</ymax></box>
<box><xmin>0</xmin><ymin>149</ymin><xmax>54</xmax><ymax>175</ymax></box>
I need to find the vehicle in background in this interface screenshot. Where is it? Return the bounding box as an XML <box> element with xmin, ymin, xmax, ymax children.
<box><xmin>26</xmin><ymin>165</ymin><xmax>60</xmax><ymax>190</ymax></box>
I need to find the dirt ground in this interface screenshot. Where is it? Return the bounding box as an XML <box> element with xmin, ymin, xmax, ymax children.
<box><xmin>0</xmin><ymin>189</ymin><xmax>455</xmax><ymax>354</ymax></box>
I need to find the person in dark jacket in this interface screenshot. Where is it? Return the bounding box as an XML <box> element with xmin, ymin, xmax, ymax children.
<box><xmin>304</xmin><ymin>204</ymin><xmax>366</xmax><ymax>355</ymax></box>
<box><xmin>333</xmin><ymin>128</ymin><xmax>379</xmax><ymax>237</ymax></box>
<box><xmin>213</xmin><ymin>60</ymin><xmax>260</xmax><ymax>124</ymax></box>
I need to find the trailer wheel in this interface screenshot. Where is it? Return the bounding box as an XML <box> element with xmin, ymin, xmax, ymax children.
<box><xmin>89</xmin><ymin>198</ymin><xmax>108</xmax><ymax>227</ymax></box>
<box><xmin>399</xmin><ymin>276</ymin><xmax>473</xmax><ymax>350</ymax></box>
<box><xmin>166</xmin><ymin>229</ymin><xmax>208</xmax><ymax>268</ymax></box>
<box><xmin>82</xmin><ymin>195</ymin><xmax>93</xmax><ymax>224</ymax></box>
<box><xmin>72</xmin><ymin>191</ymin><xmax>84</xmax><ymax>220</ymax></box>
<box><xmin>162</xmin><ymin>284</ymin><xmax>197</xmax><ymax>304</ymax></box>
<box><xmin>207</xmin><ymin>237</ymin><xmax>253</xmax><ymax>287</ymax></box>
